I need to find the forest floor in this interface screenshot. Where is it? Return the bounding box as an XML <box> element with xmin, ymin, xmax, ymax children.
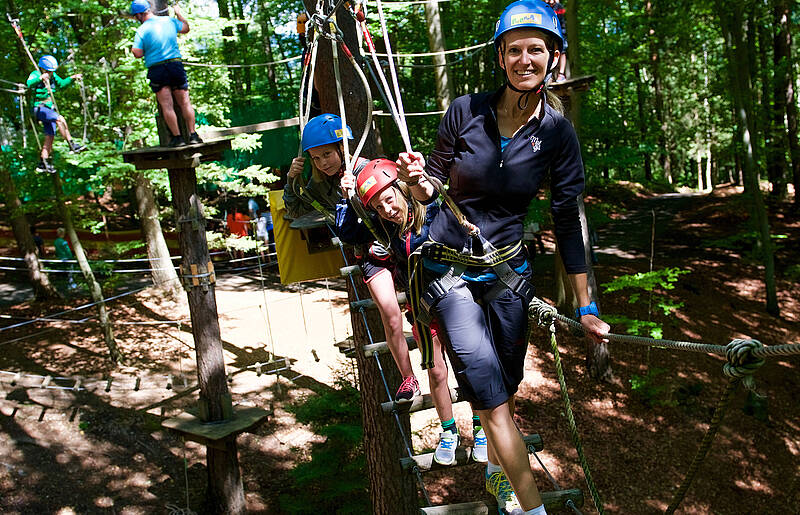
<box><xmin>0</xmin><ymin>183</ymin><xmax>798</xmax><ymax>514</ymax></box>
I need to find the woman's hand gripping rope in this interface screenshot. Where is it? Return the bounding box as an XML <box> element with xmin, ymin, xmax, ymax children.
<box><xmin>529</xmin><ymin>297</ymin><xmax>610</xmax><ymax>346</ymax></box>
<box><xmin>580</xmin><ymin>314</ymin><xmax>610</xmax><ymax>345</ymax></box>
<box><xmin>396</xmin><ymin>151</ymin><xmax>479</xmax><ymax>235</ymax></box>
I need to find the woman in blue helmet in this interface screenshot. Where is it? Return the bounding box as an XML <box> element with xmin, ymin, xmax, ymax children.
<box><xmin>283</xmin><ymin>114</ymin><xmax>423</xmax><ymax>406</ymax></box>
<box><xmin>26</xmin><ymin>55</ymin><xmax>86</xmax><ymax>172</ymax></box>
<box><xmin>396</xmin><ymin>1</ymin><xmax>609</xmax><ymax>513</ymax></box>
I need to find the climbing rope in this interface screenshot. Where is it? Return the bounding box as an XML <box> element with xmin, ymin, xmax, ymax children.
<box><xmin>528</xmin><ymin>298</ymin><xmax>798</xmax><ymax>514</ymax></box>
<box><xmin>7</xmin><ymin>14</ymin><xmax>60</xmax><ymax>115</ymax></box>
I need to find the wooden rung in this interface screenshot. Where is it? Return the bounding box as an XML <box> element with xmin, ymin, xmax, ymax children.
<box><xmin>134</xmin><ymin>377</ymin><xmax>141</xmax><ymax>391</ymax></box>
<box><xmin>340</xmin><ymin>265</ymin><xmax>362</xmax><ymax>276</ymax></box>
<box><xmin>72</xmin><ymin>377</ymin><xmax>82</xmax><ymax>391</ymax></box>
<box><xmin>363</xmin><ymin>336</ymin><xmax>417</xmax><ymax>357</ymax></box>
<box><xmin>401</xmin><ymin>434</ymin><xmax>543</xmax><ymax>473</ymax></box>
<box><xmin>105</xmin><ymin>377</ymin><xmax>113</xmax><ymax>392</ymax></box>
<box><xmin>418</xmin><ymin>488</ymin><xmax>583</xmax><ymax>514</ymax></box>
<box><xmin>166</xmin><ymin>374</ymin><xmax>173</xmax><ymax>390</ymax></box>
<box><xmin>162</xmin><ymin>406</ymin><xmax>270</xmax><ymax>450</ymax></box>
<box><xmin>382</xmin><ymin>388</ymin><xmax>464</xmax><ymax>414</ymax></box>
<box><xmin>40</xmin><ymin>376</ymin><xmax>53</xmax><ymax>388</ymax></box>
<box><xmin>350</xmin><ymin>291</ymin><xmax>408</xmax><ymax>311</ymax></box>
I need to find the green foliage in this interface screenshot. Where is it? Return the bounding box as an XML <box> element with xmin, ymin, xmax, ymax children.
<box><xmin>602</xmin><ymin>268</ymin><xmax>688</xmax><ymax>338</ymax></box>
<box><xmin>630</xmin><ymin>367</ymin><xmax>677</xmax><ymax>407</ymax></box>
<box><xmin>280</xmin><ymin>379</ymin><xmax>368</xmax><ymax>514</ymax></box>
<box><xmin>603</xmin><ymin>268</ymin><xmax>688</xmax><ymax>294</ymax></box>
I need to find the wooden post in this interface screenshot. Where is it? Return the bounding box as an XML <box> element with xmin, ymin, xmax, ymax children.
<box><xmin>168</xmin><ymin>167</ymin><xmax>245</xmax><ymax>514</ymax></box>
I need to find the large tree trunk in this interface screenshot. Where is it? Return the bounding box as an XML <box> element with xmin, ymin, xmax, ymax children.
<box><xmin>717</xmin><ymin>0</ymin><xmax>779</xmax><ymax>316</ymax></box>
<box><xmin>423</xmin><ymin>0</ymin><xmax>454</xmax><ymax>112</ymax></box>
<box><xmin>0</xmin><ymin>166</ymin><xmax>59</xmax><ymax>301</ymax></box>
<box><xmin>133</xmin><ymin>172</ymin><xmax>180</xmax><ymax>294</ymax></box>
<box><xmin>168</xmin><ymin>168</ymin><xmax>245</xmax><ymax>514</ymax></box>
<box><xmin>765</xmin><ymin>0</ymin><xmax>788</xmax><ymax>199</ymax></box>
<box><xmin>52</xmin><ymin>174</ymin><xmax>121</xmax><ymax>362</ymax></box>
<box><xmin>301</xmin><ymin>2</ymin><xmax>416</xmax><ymax>511</ymax></box>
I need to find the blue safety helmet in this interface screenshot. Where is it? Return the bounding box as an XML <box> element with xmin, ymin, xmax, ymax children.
<box><xmin>494</xmin><ymin>0</ymin><xmax>565</xmax><ymax>52</ymax></box>
<box><xmin>38</xmin><ymin>55</ymin><xmax>58</xmax><ymax>72</ymax></box>
<box><xmin>130</xmin><ymin>0</ymin><xmax>151</xmax><ymax>15</ymax></box>
<box><xmin>301</xmin><ymin>114</ymin><xmax>353</xmax><ymax>153</ymax></box>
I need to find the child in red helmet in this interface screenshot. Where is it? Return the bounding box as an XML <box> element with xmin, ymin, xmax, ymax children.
<box><xmin>342</xmin><ymin>159</ymin><xmax>490</xmax><ymax>466</ymax></box>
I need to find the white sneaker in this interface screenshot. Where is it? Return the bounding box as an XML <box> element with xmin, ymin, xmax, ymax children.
<box><xmin>472</xmin><ymin>426</ymin><xmax>488</xmax><ymax>463</ymax></box>
<box><xmin>433</xmin><ymin>431</ymin><xmax>459</xmax><ymax>465</ymax></box>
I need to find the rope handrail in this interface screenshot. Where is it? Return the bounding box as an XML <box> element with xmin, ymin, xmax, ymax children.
<box><xmin>528</xmin><ymin>297</ymin><xmax>800</xmax><ymax>360</ymax></box>
<box><xmin>373</xmin><ymin>40</ymin><xmax>491</xmax><ymax>58</ymax></box>
<box><xmin>528</xmin><ymin>296</ymin><xmax>791</xmax><ymax>514</ymax></box>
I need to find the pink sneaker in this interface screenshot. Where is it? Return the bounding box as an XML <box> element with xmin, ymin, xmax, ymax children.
<box><xmin>394</xmin><ymin>376</ymin><xmax>420</xmax><ymax>403</ymax></box>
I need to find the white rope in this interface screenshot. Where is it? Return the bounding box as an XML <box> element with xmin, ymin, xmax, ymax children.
<box><xmin>373</xmin><ymin>39</ymin><xmax>491</xmax><ymax>58</ymax></box>
<box><xmin>181</xmin><ymin>55</ymin><xmax>301</xmax><ymax>69</ymax></box>
<box><xmin>373</xmin><ymin>109</ymin><xmax>445</xmax><ymax>117</ymax></box>
<box><xmin>374</xmin><ymin>0</ymin><xmax>412</xmax><ymax>151</ymax></box>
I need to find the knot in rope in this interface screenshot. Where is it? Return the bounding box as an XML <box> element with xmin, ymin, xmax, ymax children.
<box><xmin>529</xmin><ymin>297</ymin><xmax>557</xmax><ymax>332</ymax></box>
<box><xmin>723</xmin><ymin>338</ymin><xmax>765</xmax><ymax>391</ymax></box>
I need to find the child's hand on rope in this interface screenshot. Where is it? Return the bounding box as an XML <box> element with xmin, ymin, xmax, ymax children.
<box><xmin>288</xmin><ymin>157</ymin><xmax>305</xmax><ymax>179</ymax></box>
<box><xmin>340</xmin><ymin>171</ymin><xmax>355</xmax><ymax>193</ymax></box>
<box><xmin>396</xmin><ymin>151</ymin><xmax>426</xmax><ymax>184</ymax></box>
<box><xmin>580</xmin><ymin>315</ymin><xmax>610</xmax><ymax>345</ymax></box>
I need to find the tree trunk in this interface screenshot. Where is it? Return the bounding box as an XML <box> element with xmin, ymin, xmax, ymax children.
<box><xmin>765</xmin><ymin>0</ymin><xmax>788</xmax><ymax>199</ymax></box>
<box><xmin>423</xmin><ymin>0</ymin><xmax>454</xmax><ymax>112</ymax></box>
<box><xmin>302</xmin><ymin>2</ymin><xmax>416</xmax><ymax>511</ymax></box>
<box><xmin>133</xmin><ymin>172</ymin><xmax>180</xmax><ymax>294</ymax></box>
<box><xmin>0</xmin><ymin>166</ymin><xmax>60</xmax><ymax>301</ymax></box>
<box><xmin>717</xmin><ymin>0</ymin><xmax>779</xmax><ymax>316</ymax></box>
<box><xmin>646</xmin><ymin>0</ymin><xmax>671</xmax><ymax>185</ymax></box>
<box><xmin>347</xmin><ymin>251</ymin><xmax>417</xmax><ymax>515</ymax></box>
<box><xmin>775</xmin><ymin>0</ymin><xmax>798</xmax><ymax>208</ymax></box>
<box><xmin>52</xmin><ymin>174</ymin><xmax>121</xmax><ymax>362</ymax></box>
<box><xmin>633</xmin><ymin>63</ymin><xmax>653</xmax><ymax>182</ymax></box>
<box><xmin>259</xmin><ymin>16</ymin><xmax>278</xmax><ymax>94</ymax></box>
<box><xmin>217</xmin><ymin>0</ymin><xmax>244</xmax><ymax>98</ymax></box>
<box><xmin>168</xmin><ymin>168</ymin><xmax>245</xmax><ymax>514</ymax></box>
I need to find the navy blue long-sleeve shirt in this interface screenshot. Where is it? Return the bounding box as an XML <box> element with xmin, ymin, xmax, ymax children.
<box><xmin>424</xmin><ymin>88</ymin><xmax>587</xmax><ymax>274</ymax></box>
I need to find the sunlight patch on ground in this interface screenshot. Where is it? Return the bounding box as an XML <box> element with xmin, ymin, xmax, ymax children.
<box><xmin>733</xmin><ymin>477</ymin><xmax>773</xmax><ymax>495</ymax></box>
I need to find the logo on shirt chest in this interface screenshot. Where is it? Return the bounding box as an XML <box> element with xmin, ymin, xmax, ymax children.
<box><xmin>529</xmin><ymin>135</ymin><xmax>542</xmax><ymax>153</ymax></box>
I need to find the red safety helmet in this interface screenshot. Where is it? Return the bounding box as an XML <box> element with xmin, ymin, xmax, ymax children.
<box><xmin>357</xmin><ymin>158</ymin><xmax>398</xmax><ymax>207</ymax></box>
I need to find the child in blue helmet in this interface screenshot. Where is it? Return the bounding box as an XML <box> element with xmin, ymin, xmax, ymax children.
<box><xmin>130</xmin><ymin>0</ymin><xmax>202</xmax><ymax>147</ymax></box>
<box><xmin>284</xmin><ymin>114</ymin><xmax>423</xmax><ymax>406</ymax></box>
<box><xmin>397</xmin><ymin>1</ymin><xmax>610</xmax><ymax>513</ymax></box>
<box><xmin>26</xmin><ymin>55</ymin><xmax>86</xmax><ymax>172</ymax></box>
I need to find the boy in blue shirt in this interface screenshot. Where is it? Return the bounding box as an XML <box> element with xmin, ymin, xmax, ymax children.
<box><xmin>130</xmin><ymin>0</ymin><xmax>202</xmax><ymax>147</ymax></box>
<box><xmin>26</xmin><ymin>55</ymin><xmax>86</xmax><ymax>172</ymax></box>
